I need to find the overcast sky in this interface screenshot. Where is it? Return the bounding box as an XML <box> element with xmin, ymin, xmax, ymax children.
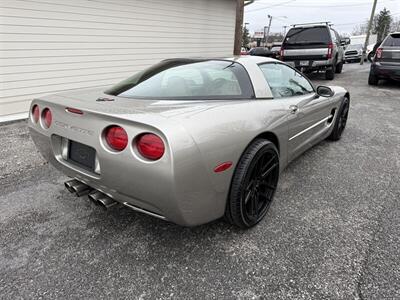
<box><xmin>244</xmin><ymin>0</ymin><xmax>400</xmax><ymax>36</ymax></box>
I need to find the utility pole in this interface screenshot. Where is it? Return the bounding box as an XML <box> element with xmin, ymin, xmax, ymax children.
<box><xmin>361</xmin><ymin>0</ymin><xmax>378</xmax><ymax>65</ymax></box>
<box><xmin>283</xmin><ymin>26</ymin><xmax>287</xmax><ymax>36</ymax></box>
<box><xmin>264</xmin><ymin>26</ymin><xmax>268</xmax><ymax>45</ymax></box>
<box><xmin>265</xmin><ymin>15</ymin><xmax>273</xmax><ymax>45</ymax></box>
<box><xmin>233</xmin><ymin>0</ymin><xmax>244</xmax><ymax>55</ymax></box>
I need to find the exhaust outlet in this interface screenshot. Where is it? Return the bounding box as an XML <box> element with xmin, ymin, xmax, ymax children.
<box><xmin>64</xmin><ymin>179</ymin><xmax>78</xmax><ymax>193</ymax></box>
<box><xmin>64</xmin><ymin>179</ymin><xmax>92</xmax><ymax>196</ymax></box>
<box><xmin>88</xmin><ymin>191</ymin><xmax>117</xmax><ymax>209</ymax></box>
<box><xmin>87</xmin><ymin>191</ymin><xmax>103</xmax><ymax>205</ymax></box>
<box><xmin>97</xmin><ymin>195</ymin><xmax>118</xmax><ymax>210</ymax></box>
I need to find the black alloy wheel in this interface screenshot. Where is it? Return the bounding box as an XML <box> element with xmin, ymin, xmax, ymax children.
<box><xmin>337</xmin><ymin>99</ymin><xmax>349</xmax><ymax>136</ymax></box>
<box><xmin>327</xmin><ymin>97</ymin><xmax>350</xmax><ymax>141</ymax></box>
<box><xmin>225</xmin><ymin>140</ymin><xmax>279</xmax><ymax>228</ymax></box>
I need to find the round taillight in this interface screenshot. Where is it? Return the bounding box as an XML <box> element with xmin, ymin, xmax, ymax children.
<box><xmin>42</xmin><ymin>108</ymin><xmax>52</xmax><ymax>128</ymax></box>
<box><xmin>136</xmin><ymin>133</ymin><xmax>165</xmax><ymax>160</ymax></box>
<box><xmin>104</xmin><ymin>125</ymin><xmax>128</xmax><ymax>151</ymax></box>
<box><xmin>32</xmin><ymin>105</ymin><xmax>40</xmax><ymax>123</ymax></box>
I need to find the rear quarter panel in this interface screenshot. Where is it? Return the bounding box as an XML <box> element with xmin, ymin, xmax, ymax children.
<box><xmin>170</xmin><ymin>99</ymin><xmax>288</xmax><ymax>203</ymax></box>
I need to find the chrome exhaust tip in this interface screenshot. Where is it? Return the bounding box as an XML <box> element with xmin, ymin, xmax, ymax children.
<box><xmin>88</xmin><ymin>191</ymin><xmax>117</xmax><ymax>210</ymax></box>
<box><xmin>87</xmin><ymin>191</ymin><xmax>103</xmax><ymax>206</ymax></box>
<box><xmin>64</xmin><ymin>179</ymin><xmax>92</xmax><ymax>196</ymax></box>
<box><xmin>97</xmin><ymin>195</ymin><xmax>118</xmax><ymax>210</ymax></box>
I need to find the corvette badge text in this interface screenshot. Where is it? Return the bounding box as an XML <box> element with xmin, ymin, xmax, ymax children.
<box><xmin>55</xmin><ymin>120</ymin><xmax>94</xmax><ymax>136</ymax></box>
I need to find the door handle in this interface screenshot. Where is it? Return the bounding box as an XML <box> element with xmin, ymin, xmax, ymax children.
<box><xmin>289</xmin><ymin>105</ymin><xmax>299</xmax><ymax>114</ymax></box>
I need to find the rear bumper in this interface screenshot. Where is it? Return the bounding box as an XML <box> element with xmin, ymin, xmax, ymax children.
<box><xmin>344</xmin><ymin>55</ymin><xmax>362</xmax><ymax>61</ymax></box>
<box><xmin>284</xmin><ymin>59</ymin><xmax>332</xmax><ymax>71</ymax></box>
<box><xmin>29</xmin><ymin>116</ymin><xmax>227</xmax><ymax>226</ymax></box>
<box><xmin>371</xmin><ymin>62</ymin><xmax>400</xmax><ymax>80</ymax></box>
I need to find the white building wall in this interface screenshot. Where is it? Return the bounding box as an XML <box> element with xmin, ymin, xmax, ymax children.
<box><xmin>0</xmin><ymin>0</ymin><xmax>236</xmax><ymax>119</ymax></box>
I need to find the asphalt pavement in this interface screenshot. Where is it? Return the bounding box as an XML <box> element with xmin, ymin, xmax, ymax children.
<box><xmin>1</xmin><ymin>62</ymin><xmax>399</xmax><ymax>299</ymax></box>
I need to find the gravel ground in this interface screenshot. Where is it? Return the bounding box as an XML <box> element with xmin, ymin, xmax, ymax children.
<box><xmin>0</xmin><ymin>63</ymin><xmax>399</xmax><ymax>299</ymax></box>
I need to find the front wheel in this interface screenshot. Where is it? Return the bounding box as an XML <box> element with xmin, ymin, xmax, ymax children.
<box><xmin>225</xmin><ymin>140</ymin><xmax>279</xmax><ymax>228</ymax></box>
<box><xmin>327</xmin><ymin>97</ymin><xmax>349</xmax><ymax>141</ymax></box>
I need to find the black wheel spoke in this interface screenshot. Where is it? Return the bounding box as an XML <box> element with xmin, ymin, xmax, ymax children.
<box><xmin>260</xmin><ymin>182</ymin><xmax>276</xmax><ymax>190</ymax></box>
<box><xmin>261</xmin><ymin>155</ymin><xmax>276</xmax><ymax>174</ymax></box>
<box><xmin>249</xmin><ymin>192</ymin><xmax>258</xmax><ymax>218</ymax></box>
<box><xmin>244</xmin><ymin>188</ymin><xmax>253</xmax><ymax>204</ymax></box>
<box><xmin>243</xmin><ymin>150</ymin><xmax>279</xmax><ymax>224</ymax></box>
<box><xmin>246</xmin><ymin>180</ymin><xmax>255</xmax><ymax>192</ymax></box>
<box><xmin>261</xmin><ymin>162</ymin><xmax>278</xmax><ymax>179</ymax></box>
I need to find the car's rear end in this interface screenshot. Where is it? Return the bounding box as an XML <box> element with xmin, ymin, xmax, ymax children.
<box><xmin>28</xmin><ymin>91</ymin><xmax>227</xmax><ymax>226</ymax></box>
<box><xmin>280</xmin><ymin>25</ymin><xmax>335</xmax><ymax>72</ymax></box>
<box><xmin>370</xmin><ymin>32</ymin><xmax>400</xmax><ymax>83</ymax></box>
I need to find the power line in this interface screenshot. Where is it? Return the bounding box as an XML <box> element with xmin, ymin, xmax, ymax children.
<box><xmin>245</xmin><ymin>0</ymin><xmax>396</xmax><ymax>13</ymax></box>
<box><xmin>245</xmin><ymin>0</ymin><xmax>297</xmax><ymax>13</ymax></box>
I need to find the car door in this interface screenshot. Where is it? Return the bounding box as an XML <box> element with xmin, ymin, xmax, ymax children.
<box><xmin>259</xmin><ymin>62</ymin><xmax>335</xmax><ymax>162</ymax></box>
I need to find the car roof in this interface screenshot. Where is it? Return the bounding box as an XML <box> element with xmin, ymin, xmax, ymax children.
<box><xmin>159</xmin><ymin>56</ymin><xmax>277</xmax><ymax>98</ymax></box>
<box><xmin>227</xmin><ymin>56</ymin><xmax>276</xmax><ymax>64</ymax></box>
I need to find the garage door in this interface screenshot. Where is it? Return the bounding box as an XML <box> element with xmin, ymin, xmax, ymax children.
<box><xmin>0</xmin><ymin>0</ymin><xmax>235</xmax><ymax>120</ymax></box>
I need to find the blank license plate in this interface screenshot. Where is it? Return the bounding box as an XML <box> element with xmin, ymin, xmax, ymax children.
<box><xmin>300</xmin><ymin>61</ymin><xmax>309</xmax><ymax>66</ymax></box>
<box><xmin>68</xmin><ymin>140</ymin><xmax>96</xmax><ymax>171</ymax></box>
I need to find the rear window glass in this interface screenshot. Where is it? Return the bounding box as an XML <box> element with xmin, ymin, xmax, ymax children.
<box><xmin>105</xmin><ymin>60</ymin><xmax>254</xmax><ymax>100</ymax></box>
<box><xmin>382</xmin><ymin>34</ymin><xmax>400</xmax><ymax>47</ymax></box>
<box><xmin>284</xmin><ymin>27</ymin><xmax>330</xmax><ymax>46</ymax></box>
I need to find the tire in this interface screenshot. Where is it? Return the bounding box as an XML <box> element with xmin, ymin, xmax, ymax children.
<box><xmin>335</xmin><ymin>61</ymin><xmax>343</xmax><ymax>74</ymax></box>
<box><xmin>368</xmin><ymin>72</ymin><xmax>379</xmax><ymax>85</ymax></box>
<box><xmin>327</xmin><ymin>97</ymin><xmax>349</xmax><ymax>141</ymax></box>
<box><xmin>325</xmin><ymin>65</ymin><xmax>335</xmax><ymax>80</ymax></box>
<box><xmin>225</xmin><ymin>139</ymin><xmax>279</xmax><ymax>228</ymax></box>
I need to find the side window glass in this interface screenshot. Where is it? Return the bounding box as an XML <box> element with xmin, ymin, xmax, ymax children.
<box><xmin>259</xmin><ymin>63</ymin><xmax>314</xmax><ymax>99</ymax></box>
<box><xmin>330</xmin><ymin>30</ymin><xmax>337</xmax><ymax>43</ymax></box>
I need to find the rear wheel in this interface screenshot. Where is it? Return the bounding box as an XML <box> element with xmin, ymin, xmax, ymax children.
<box><xmin>225</xmin><ymin>140</ymin><xmax>279</xmax><ymax>228</ymax></box>
<box><xmin>325</xmin><ymin>64</ymin><xmax>335</xmax><ymax>80</ymax></box>
<box><xmin>327</xmin><ymin>97</ymin><xmax>349</xmax><ymax>141</ymax></box>
<box><xmin>368</xmin><ymin>72</ymin><xmax>379</xmax><ymax>85</ymax></box>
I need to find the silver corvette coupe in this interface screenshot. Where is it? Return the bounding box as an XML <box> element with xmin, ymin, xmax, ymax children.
<box><xmin>29</xmin><ymin>56</ymin><xmax>349</xmax><ymax>228</ymax></box>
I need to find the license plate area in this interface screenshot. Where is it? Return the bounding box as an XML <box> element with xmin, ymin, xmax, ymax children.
<box><xmin>67</xmin><ymin>140</ymin><xmax>96</xmax><ymax>172</ymax></box>
<box><xmin>299</xmin><ymin>60</ymin><xmax>309</xmax><ymax>66</ymax></box>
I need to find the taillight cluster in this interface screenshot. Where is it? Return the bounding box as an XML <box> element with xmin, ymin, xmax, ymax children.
<box><xmin>31</xmin><ymin>105</ymin><xmax>52</xmax><ymax>128</ymax></box>
<box><xmin>103</xmin><ymin>125</ymin><xmax>165</xmax><ymax>161</ymax></box>
<box><xmin>327</xmin><ymin>42</ymin><xmax>333</xmax><ymax>59</ymax></box>
<box><xmin>375</xmin><ymin>48</ymin><xmax>383</xmax><ymax>60</ymax></box>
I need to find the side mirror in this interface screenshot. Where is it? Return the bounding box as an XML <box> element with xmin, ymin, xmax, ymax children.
<box><xmin>317</xmin><ymin>85</ymin><xmax>334</xmax><ymax>97</ymax></box>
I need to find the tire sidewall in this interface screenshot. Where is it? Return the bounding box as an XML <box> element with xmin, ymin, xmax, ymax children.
<box><xmin>227</xmin><ymin>139</ymin><xmax>279</xmax><ymax>228</ymax></box>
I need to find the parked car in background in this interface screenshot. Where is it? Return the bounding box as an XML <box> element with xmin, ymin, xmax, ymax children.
<box><xmin>241</xmin><ymin>47</ymin><xmax>248</xmax><ymax>55</ymax></box>
<box><xmin>28</xmin><ymin>56</ymin><xmax>350</xmax><ymax>228</ymax></box>
<box><xmin>368</xmin><ymin>32</ymin><xmax>400</xmax><ymax>85</ymax></box>
<box><xmin>270</xmin><ymin>45</ymin><xmax>282</xmax><ymax>59</ymax></box>
<box><xmin>280</xmin><ymin>22</ymin><xmax>344</xmax><ymax>80</ymax></box>
<box><xmin>248</xmin><ymin>47</ymin><xmax>273</xmax><ymax>57</ymax></box>
<box><xmin>344</xmin><ymin>44</ymin><xmax>363</xmax><ymax>63</ymax></box>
